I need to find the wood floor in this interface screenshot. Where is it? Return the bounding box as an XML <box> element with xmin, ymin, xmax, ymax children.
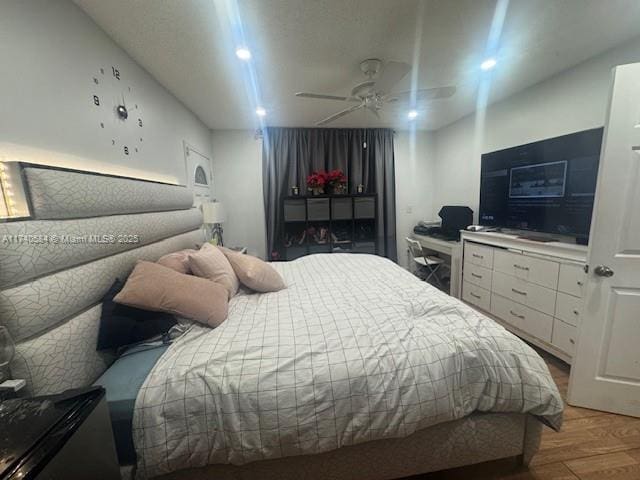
<box><xmin>412</xmin><ymin>349</ymin><xmax>640</xmax><ymax>480</ymax></box>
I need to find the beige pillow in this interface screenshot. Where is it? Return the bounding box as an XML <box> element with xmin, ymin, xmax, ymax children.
<box><xmin>188</xmin><ymin>244</ymin><xmax>239</xmax><ymax>299</ymax></box>
<box><xmin>114</xmin><ymin>261</ymin><xmax>228</xmax><ymax>327</ymax></box>
<box><xmin>157</xmin><ymin>249</ymin><xmax>197</xmax><ymax>274</ymax></box>
<box><xmin>220</xmin><ymin>248</ymin><xmax>286</xmax><ymax>293</ymax></box>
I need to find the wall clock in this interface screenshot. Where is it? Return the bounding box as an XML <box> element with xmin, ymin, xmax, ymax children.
<box><xmin>90</xmin><ymin>66</ymin><xmax>144</xmax><ymax>157</ymax></box>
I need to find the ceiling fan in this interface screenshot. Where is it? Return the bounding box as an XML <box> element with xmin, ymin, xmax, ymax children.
<box><xmin>295</xmin><ymin>58</ymin><xmax>456</xmax><ymax>126</ymax></box>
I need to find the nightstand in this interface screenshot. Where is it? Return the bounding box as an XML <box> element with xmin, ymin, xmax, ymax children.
<box><xmin>0</xmin><ymin>386</ymin><xmax>120</xmax><ymax>480</ymax></box>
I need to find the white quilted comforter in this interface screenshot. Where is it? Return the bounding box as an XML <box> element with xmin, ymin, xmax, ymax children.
<box><xmin>133</xmin><ymin>254</ymin><xmax>563</xmax><ymax>477</ymax></box>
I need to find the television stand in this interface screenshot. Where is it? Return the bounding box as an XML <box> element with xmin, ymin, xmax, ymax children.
<box><xmin>459</xmin><ymin>230</ymin><xmax>588</xmax><ymax>364</ymax></box>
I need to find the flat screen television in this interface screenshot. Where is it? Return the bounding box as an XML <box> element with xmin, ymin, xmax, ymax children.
<box><xmin>479</xmin><ymin>128</ymin><xmax>603</xmax><ymax>242</ymax></box>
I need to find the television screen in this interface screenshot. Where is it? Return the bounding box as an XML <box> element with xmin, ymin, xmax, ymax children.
<box><xmin>479</xmin><ymin>128</ymin><xmax>603</xmax><ymax>240</ymax></box>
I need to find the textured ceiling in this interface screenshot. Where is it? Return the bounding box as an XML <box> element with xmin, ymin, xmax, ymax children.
<box><xmin>74</xmin><ymin>0</ymin><xmax>640</xmax><ymax>131</ymax></box>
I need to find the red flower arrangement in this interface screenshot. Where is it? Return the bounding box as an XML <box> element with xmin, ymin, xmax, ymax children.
<box><xmin>306</xmin><ymin>169</ymin><xmax>347</xmax><ymax>195</ymax></box>
<box><xmin>327</xmin><ymin>169</ymin><xmax>347</xmax><ymax>193</ymax></box>
<box><xmin>327</xmin><ymin>170</ymin><xmax>347</xmax><ymax>188</ymax></box>
<box><xmin>306</xmin><ymin>171</ymin><xmax>327</xmax><ymax>189</ymax></box>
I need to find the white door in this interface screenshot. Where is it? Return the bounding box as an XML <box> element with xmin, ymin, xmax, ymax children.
<box><xmin>568</xmin><ymin>63</ymin><xmax>640</xmax><ymax>417</ymax></box>
<box><xmin>184</xmin><ymin>143</ymin><xmax>213</xmax><ymax>208</ymax></box>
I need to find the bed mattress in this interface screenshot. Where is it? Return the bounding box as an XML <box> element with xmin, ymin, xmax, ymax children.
<box><xmin>132</xmin><ymin>253</ymin><xmax>563</xmax><ymax>478</ymax></box>
<box><xmin>94</xmin><ymin>343</ymin><xmax>169</xmax><ymax>464</ymax></box>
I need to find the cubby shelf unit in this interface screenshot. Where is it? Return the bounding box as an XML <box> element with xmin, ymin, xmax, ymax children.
<box><xmin>281</xmin><ymin>194</ymin><xmax>378</xmax><ymax>260</ymax></box>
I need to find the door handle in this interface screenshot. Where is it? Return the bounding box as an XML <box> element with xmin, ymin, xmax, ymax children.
<box><xmin>594</xmin><ymin>265</ymin><xmax>614</xmax><ymax>277</ymax></box>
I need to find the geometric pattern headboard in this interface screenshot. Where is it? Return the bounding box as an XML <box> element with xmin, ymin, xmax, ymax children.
<box><xmin>1</xmin><ymin>165</ymin><xmax>205</xmax><ymax>395</ymax></box>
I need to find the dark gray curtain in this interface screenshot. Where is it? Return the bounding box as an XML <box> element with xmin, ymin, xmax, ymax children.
<box><xmin>262</xmin><ymin>127</ymin><xmax>396</xmax><ymax>261</ymax></box>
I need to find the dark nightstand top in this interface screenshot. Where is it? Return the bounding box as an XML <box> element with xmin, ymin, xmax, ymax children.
<box><xmin>0</xmin><ymin>386</ymin><xmax>106</xmax><ymax>480</ymax></box>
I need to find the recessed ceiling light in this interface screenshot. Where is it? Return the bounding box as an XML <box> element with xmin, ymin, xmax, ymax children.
<box><xmin>480</xmin><ymin>58</ymin><xmax>497</xmax><ymax>71</ymax></box>
<box><xmin>235</xmin><ymin>47</ymin><xmax>251</xmax><ymax>60</ymax></box>
<box><xmin>408</xmin><ymin>110</ymin><xmax>418</xmax><ymax>120</ymax></box>
<box><xmin>256</xmin><ymin>107</ymin><xmax>266</xmax><ymax>117</ymax></box>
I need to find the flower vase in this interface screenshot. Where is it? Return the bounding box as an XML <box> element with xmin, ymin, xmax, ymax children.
<box><xmin>332</xmin><ymin>184</ymin><xmax>346</xmax><ymax>195</ymax></box>
<box><xmin>310</xmin><ymin>187</ymin><xmax>324</xmax><ymax>196</ymax></box>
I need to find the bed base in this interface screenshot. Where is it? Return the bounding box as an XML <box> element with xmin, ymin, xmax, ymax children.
<box><xmin>142</xmin><ymin>413</ymin><xmax>542</xmax><ymax>480</ymax></box>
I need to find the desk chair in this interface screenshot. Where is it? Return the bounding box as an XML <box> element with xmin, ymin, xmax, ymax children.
<box><xmin>406</xmin><ymin>237</ymin><xmax>445</xmax><ymax>289</ymax></box>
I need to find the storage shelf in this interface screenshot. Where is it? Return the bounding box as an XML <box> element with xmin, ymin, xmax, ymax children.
<box><xmin>281</xmin><ymin>194</ymin><xmax>378</xmax><ymax>260</ymax></box>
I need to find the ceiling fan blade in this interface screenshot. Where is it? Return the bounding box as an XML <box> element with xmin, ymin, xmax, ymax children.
<box><xmin>388</xmin><ymin>86</ymin><xmax>456</xmax><ymax>104</ymax></box>
<box><xmin>316</xmin><ymin>104</ymin><xmax>364</xmax><ymax>126</ymax></box>
<box><xmin>296</xmin><ymin>92</ymin><xmax>359</xmax><ymax>102</ymax></box>
<box><xmin>373</xmin><ymin>61</ymin><xmax>411</xmax><ymax>94</ymax></box>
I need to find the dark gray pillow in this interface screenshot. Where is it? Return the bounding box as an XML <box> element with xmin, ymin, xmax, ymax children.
<box><xmin>97</xmin><ymin>279</ymin><xmax>176</xmax><ymax>351</ymax></box>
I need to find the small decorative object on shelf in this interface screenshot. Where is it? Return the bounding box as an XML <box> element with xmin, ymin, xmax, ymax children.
<box><xmin>291</xmin><ymin>186</ymin><xmax>300</xmax><ymax>196</ymax></box>
<box><xmin>357</xmin><ymin>184</ymin><xmax>365</xmax><ymax>194</ymax></box>
<box><xmin>327</xmin><ymin>169</ymin><xmax>347</xmax><ymax>194</ymax></box>
<box><xmin>306</xmin><ymin>171</ymin><xmax>327</xmax><ymax>195</ymax></box>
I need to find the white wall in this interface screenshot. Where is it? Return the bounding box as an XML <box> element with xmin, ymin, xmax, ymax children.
<box><xmin>211</xmin><ymin>130</ymin><xmax>266</xmax><ymax>259</ymax></box>
<box><xmin>0</xmin><ymin>0</ymin><xmax>212</xmax><ymax>185</ymax></box>
<box><xmin>432</xmin><ymin>36</ymin><xmax>640</xmax><ymax>221</ymax></box>
<box><xmin>394</xmin><ymin>130</ymin><xmax>437</xmax><ymax>268</ymax></box>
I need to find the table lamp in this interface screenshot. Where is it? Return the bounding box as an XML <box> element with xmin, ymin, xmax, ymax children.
<box><xmin>202</xmin><ymin>201</ymin><xmax>226</xmax><ymax>246</ymax></box>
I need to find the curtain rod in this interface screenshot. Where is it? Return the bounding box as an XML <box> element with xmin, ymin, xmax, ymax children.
<box><xmin>254</xmin><ymin>128</ymin><xmax>397</xmax><ymax>139</ymax></box>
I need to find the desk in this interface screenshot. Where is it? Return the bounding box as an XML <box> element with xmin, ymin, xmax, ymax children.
<box><xmin>411</xmin><ymin>234</ymin><xmax>462</xmax><ymax>298</ymax></box>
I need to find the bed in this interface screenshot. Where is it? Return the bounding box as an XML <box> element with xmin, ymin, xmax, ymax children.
<box><xmin>0</xmin><ymin>165</ymin><xmax>563</xmax><ymax>480</ymax></box>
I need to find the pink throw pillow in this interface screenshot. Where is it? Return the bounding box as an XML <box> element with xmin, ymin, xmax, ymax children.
<box><xmin>157</xmin><ymin>249</ymin><xmax>197</xmax><ymax>274</ymax></box>
<box><xmin>114</xmin><ymin>261</ymin><xmax>228</xmax><ymax>327</ymax></box>
<box><xmin>220</xmin><ymin>248</ymin><xmax>286</xmax><ymax>293</ymax></box>
<box><xmin>188</xmin><ymin>244</ymin><xmax>240</xmax><ymax>299</ymax></box>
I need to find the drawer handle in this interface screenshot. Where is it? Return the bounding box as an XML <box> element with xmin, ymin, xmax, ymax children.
<box><xmin>573</xmin><ymin>309</ymin><xmax>579</xmax><ymax>315</ymax></box>
<box><xmin>472</xmin><ymin>253</ymin><xmax>484</xmax><ymax>259</ymax></box>
<box><xmin>577</xmin><ymin>280</ymin><xmax>584</xmax><ymax>286</ymax></box>
<box><xmin>569</xmin><ymin>338</ymin><xmax>575</xmax><ymax>345</ymax></box>
<box><xmin>469</xmin><ymin>292</ymin><xmax>481</xmax><ymax>299</ymax></box>
<box><xmin>512</xmin><ymin>288</ymin><xmax>527</xmax><ymax>296</ymax></box>
<box><xmin>509</xmin><ymin>310</ymin><xmax>525</xmax><ymax>320</ymax></box>
<box><xmin>513</xmin><ymin>264</ymin><xmax>530</xmax><ymax>271</ymax></box>
<box><xmin>471</xmin><ymin>273</ymin><xmax>483</xmax><ymax>279</ymax></box>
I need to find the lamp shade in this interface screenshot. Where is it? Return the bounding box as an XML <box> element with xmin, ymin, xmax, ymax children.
<box><xmin>202</xmin><ymin>201</ymin><xmax>226</xmax><ymax>224</ymax></box>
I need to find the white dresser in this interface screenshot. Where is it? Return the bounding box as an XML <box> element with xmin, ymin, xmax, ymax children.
<box><xmin>460</xmin><ymin>231</ymin><xmax>588</xmax><ymax>364</ymax></box>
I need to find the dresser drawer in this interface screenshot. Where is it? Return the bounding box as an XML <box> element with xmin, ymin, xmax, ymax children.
<box><xmin>552</xmin><ymin>319</ymin><xmax>578</xmax><ymax>356</ymax></box>
<box><xmin>465</xmin><ymin>243</ymin><xmax>494</xmax><ymax>269</ymax></box>
<box><xmin>462</xmin><ymin>281</ymin><xmax>491</xmax><ymax>312</ymax></box>
<box><xmin>493</xmin><ymin>249</ymin><xmax>559</xmax><ymax>289</ymax></box>
<box><xmin>558</xmin><ymin>263</ymin><xmax>586</xmax><ymax>297</ymax></box>
<box><xmin>491</xmin><ymin>294</ymin><xmax>553</xmax><ymax>343</ymax></box>
<box><xmin>463</xmin><ymin>261</ymin><xmax>493</xmax><ymax>290</ymax></box>
<box><xmin>555</xmin><ymin>292</ymin><xmax>582</xmax><ymax>327</ymax></box>
<box><xmin>492</xmin><ymin>271</ymin><xmax>556</xmax><ymax>316</ymax></box>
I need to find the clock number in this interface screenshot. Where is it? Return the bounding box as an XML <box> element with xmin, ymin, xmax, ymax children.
<box><xmin>93</xmin><ymin>95</ymin><xmax>100</xmax><ymax>106</ymax></box>
<box><xmin>138</xmin><ymin>118</ymin><xmax>143</xmax><ymax>127</ymax></box>
<box><xmin>112</xmin><ymin>66</ymin><xmax>120</xmax><ymax>80</ymax></box>
<box><xmin>124</xmin><ymin>146</ymin><xmax>129</xmax><ymax>155</ymax></box>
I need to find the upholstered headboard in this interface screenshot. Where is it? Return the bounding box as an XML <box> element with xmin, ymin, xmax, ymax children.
<box><xmin>0</xmin><ymin>165</ymin><xmax>205</xmax><ymax>395</ymax></box>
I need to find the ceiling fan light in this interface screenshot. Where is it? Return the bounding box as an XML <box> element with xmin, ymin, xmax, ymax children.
<box><xmin>408</xmin><ymin>110</ymin><xmax>418</xmax><ymax>120</ymax></box>
<box><xmin>235</xmin><ymin>47</ymin><xmax>252</xmax><ymax>61</ymax></box>
<box><xmin>480</xmin><ymin>58</ymin><xmax>497</xmax><ymax>71</ymax></box>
